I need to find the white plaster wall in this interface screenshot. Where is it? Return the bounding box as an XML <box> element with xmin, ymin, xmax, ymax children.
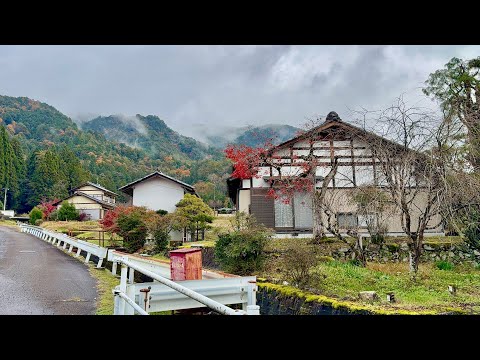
<box><xmin>132</xmin><ymin>177</ymin><xmax>186</xmax><ymax>213</ymax></box>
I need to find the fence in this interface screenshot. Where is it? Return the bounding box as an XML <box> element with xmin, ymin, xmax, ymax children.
<box><xmin>18</xmin><ymin>223</ymin><xmax>108</xmax><ymax>268</ymax></box>
<box><xmin>17</xmin><ymin>222</ymin><xmax>260</xmax><ymax>315</ymax></box>
<box><xmin>110</xmin><ymin>251</ymin><xmax>259</xmax><ymax>315</ymax></box>
<box><xmin>66</xmin><ymin>229</ymin><xmax>123</xmax><ymax>248</ymax></box>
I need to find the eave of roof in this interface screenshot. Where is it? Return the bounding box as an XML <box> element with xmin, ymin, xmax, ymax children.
<box><xmin>118</xmin><ymin>171</ymin><xmax>196</xmax><ymax>194</ymax></box>
<box><xmin>52</xmin><ymin>191</ymin><xmax>116</xmax><ymax>209</ymax></box>
<box><xmin>271</xmin><ymin>120</ymin><xmax>408</xmax><ymax>154</ymax></box>
<box><xmin>72</xmin><ymin>181</ymin><xmax>119</xmax><ymax>197</ymax></box>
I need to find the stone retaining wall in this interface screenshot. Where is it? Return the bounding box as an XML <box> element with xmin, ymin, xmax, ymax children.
<box><xmin>331</xmin><ymin>242</ymin><xmax>480</xmax><ymax>265</ymax></box>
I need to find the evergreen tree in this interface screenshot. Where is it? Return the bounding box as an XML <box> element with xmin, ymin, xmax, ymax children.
<box><xmin>25</xmin><ymin>149</ymin><xmax>67</xmax><ymax>207</ymax></box>
<box><xmin>0</xmin><ymin>127</ymin><xmax>26</xmax><ymax>211</ymax></box>
<box><xmin>58</xmin><ymin>145</ymin><xmax>90</xmax><ymax>192</ymax></box>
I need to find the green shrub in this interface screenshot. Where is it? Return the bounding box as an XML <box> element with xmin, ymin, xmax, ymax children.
<box><xmin>370</xmin><ymin>233</ymin><xmax>385</xmax><ymax>245</ymax></box>
<box><xmin>117</xmin><ymin>211</ymin><xmax>148</xmax><ymax>253</ymax></box>
<box><xmin>280</xmin><ymin>242</ymin><xmax>318</xmax><ymax>288</ymax></box>
<box><xmin>386</xmin><ymin>243</ymin><xmax>400</xmax><ymax>253</ymax></box>
<box><xmin>215</xmin><ymin>215</ymin><xmax>272</xmax><ymax>275</ymax></box>
<box><xmin>49</xmin><ymin>210</ymin><xmax>59</xmax><ymax>221</ymax></box>
<box><xmin>435</xmin><ymin>261</ymin><xmax>454</xmax><ymax>271</ymax></box>
<box><xmin>156</xmin><ymin>209</ymin><xmax>168</xmax><ymax>216</ymax></box>
<box><xmin>35</xmin><ymin>219</ymin><xmax>44</xmax><ymax>226</ymax></box>
<box><xmin>57</xmin><ymin>201</ymin><xmax>79</xmax><ymax>221</ymax></box>
<box><xmin>153</xmin><ymin>231</ymin><xmax>169</xmax><ymax>253</ymax></box>
<box><xmin>29</xmin><ymin>207</ymin><xmax>43</xmax><ymax>225</ymax></box>
<box><xmin>347</xmin><ymin>259</ymin><xmax>363</xmax><ymax>267</ymax></box>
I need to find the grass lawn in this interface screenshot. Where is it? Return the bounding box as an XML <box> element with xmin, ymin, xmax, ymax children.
<box><xmin>261</xmin><ymin>259</ymin><xmax>480</xmax><ymax>314</ymax></box>
<box><xmin>0</xmin><ymin>219</ymin><xmax>17</xmax><ymax>227</ymax></box>
<box><xmin>42</xmin><ymin>220</ymin><xmax>101</xmax><ymax>232</ymax></box>
<box><xmin>89</xmin><ymin>267</ymin><xmax>120</xmax><ymax>315</ymax></box>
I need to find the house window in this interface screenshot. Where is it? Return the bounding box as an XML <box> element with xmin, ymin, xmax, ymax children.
<box><xmin>357</xmin><ymin>214</ymin><xmax>377</xmax><ymax>229</ymax></box>
<box><xmin>337</xmin><ymin>213</ymin><xmax>358</xmax><ymax>229</ymax></box>
<box><xmin>274</xmin><ymin>197</ymin><xmax>293</xmax><ymax>228</ymax></box>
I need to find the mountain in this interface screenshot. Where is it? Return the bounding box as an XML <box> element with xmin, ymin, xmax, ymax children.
<box><xmin>180</xmin><ymin>123</ymin><xmax>301</xmax><ymax>149</ymax></box>
<box><xmin>232</xmin><ymin>124</ymin><xmax>301</xmax><ymax>147</ymax></box>
<box><xmin>0</xmin><ymin>95</ymin><xmax>231</xmax><ymax>210</ymax></box>
<box><xmin>81</xmin><ymin>114</ymin><xmax>218</xmax><ymax>161</ymax></box>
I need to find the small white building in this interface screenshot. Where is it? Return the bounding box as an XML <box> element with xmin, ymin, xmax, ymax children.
<box><xmin>118</xmin><ymin>171</ymin><xmax>196</xmax><ymax>241</ymax></box>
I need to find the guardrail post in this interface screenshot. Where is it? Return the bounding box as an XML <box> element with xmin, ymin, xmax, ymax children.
<box><xmin>97</xmin><ymin>258</ymin><xmax>104</xmax><ymax>269</ymax></box>
<box><xmin>247</xmin><ymin>281</ymin><xmax>257</xmax><ymax>307</ymax></box>
<box><xmin>57</xmin><ymin>239</ymin><xmax>62</xmax><ymax>247</ymax></box>
<box><xmin>76</xmin><ymin>247</ymin><xmax>82</xmax><ymax>257</ymax></box>
<box><xmin>68</xmin><ymin>244</ymin><xmax>73</xmax><ymax>253</ymax></box>
<box><xmin>113</xmin><ymin>289</ymin><xmax>120</xmax><ymax>315</ymax></box>
<box><xmin>63</xmin><ymin>241</ymin><xmax>67</xmax><ymax>250</ymax></box>
<box><xmin>125</xmin><ymin>285</ymin><xmax>135</xmax><ymax>315</ymax></box>
<box><xmin>246</xmin><ymin>305</ymin><xmax>260</xmax><ymax>315</ymax></box>
<box><xmin>112</xmin><ymin>262</ymin><xmax>117</xmax><ymax>276</ymax></box>
<box><xmin>128</xmin><ymin>268</ymin><xmax>135</xmax><ymax>284</ymax></box>
<box><xmin>52</xmin><ymin>237</ymin><xmax>57</xmax><ymax>246</ymax></box>
<box><xmin>119</xmin><ymin>264</ymin><xmax>128</xmax><ymax>315</ymax></box>
<box><xmin>85</xmin><ymin>252</ymin><xmax>91</xmax><ymax>264</ymax></box>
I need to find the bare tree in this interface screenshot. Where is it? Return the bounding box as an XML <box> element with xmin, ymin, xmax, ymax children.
<box><xmin>351</xmin><ymin>185</ymin><xmax>396</xmax><ymax>246</ymax></box>
<box><xmin>354</xmin><ymin>97</ymin><xmax>446</xmax><ymax>277</ymax></box>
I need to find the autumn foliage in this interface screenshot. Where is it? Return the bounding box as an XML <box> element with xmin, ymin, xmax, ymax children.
<box><xmin>38</xmin><ymin>198</ymin><xmax>59</xmax><ymax>220</ymax></box>
<box><xmin>225</xmin><ymin>141</ymin><xmax>317</xmax><ymax>204</ymax></box>
<box><xmin>224</xmin><ymin>144</ymin><xmax>269</xmax><ymax>179</ymax></box>
<box><xmin>100</xmin><ymin>206</ymin><xmax>136</xmax><ymax>233</ymax></box>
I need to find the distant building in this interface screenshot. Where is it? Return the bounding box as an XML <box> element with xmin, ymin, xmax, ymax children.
<box><xmin>53</xmin><ymin>182</ymin><xmax>117</xmax><ymax>220</ymax></box>
<box><xmin>118</xmin><ymin>171</ymin><xmax>196</xmax><ymax>241</ymax></box>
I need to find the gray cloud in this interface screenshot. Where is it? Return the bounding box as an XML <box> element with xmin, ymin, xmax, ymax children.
<box><xmin>0</xmin><ymin>45</ymin><xmax>478</xmax><ymax>139</ymax></box>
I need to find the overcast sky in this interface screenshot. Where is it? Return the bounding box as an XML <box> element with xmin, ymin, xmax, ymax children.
<box><xmin>0</xmin><ymin>45</ymin><xmax>478</xmax><ymax>138</ymax></box>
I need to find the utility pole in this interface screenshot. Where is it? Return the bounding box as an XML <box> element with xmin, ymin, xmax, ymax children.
<box><xmin>2</xmin><ymin>187</ymin><xmax>8</xmax><ymax>211</ymax></box>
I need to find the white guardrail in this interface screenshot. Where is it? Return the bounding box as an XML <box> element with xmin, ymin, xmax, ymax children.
<box><xmin>17</xmin><ymin>222</ymin><xmax>260</xmax><ymax>316</ymax></box>
<box><xmin>18</xmin><ymin>222</ymin><xmax>107</xmax><ymax>268</ymax></box>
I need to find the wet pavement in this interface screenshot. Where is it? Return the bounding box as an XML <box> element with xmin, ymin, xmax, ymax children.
<box><xmin>0</xmin><ymin>225</ymin><xmax>97</xmax><ymax>315</ymax></box>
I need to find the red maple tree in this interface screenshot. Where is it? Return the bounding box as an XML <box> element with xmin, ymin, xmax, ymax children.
<box><xmin>225</xmin><ymin>138</ymin><xmax>317</xmax><ymax>204</ymax></box>
<box><xmin>38</xmin><ymin>198</ymin><xmax>59</xmax><ymax>220</ymax></box>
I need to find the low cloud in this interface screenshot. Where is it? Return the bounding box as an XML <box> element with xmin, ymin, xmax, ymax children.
<box><xmin>0</xmin><ymin>45</ymin><xmax>478</xmax><ymax>138</ymax></box>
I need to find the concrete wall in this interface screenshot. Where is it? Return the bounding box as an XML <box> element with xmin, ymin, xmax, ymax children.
<box><xmin>131</xmin><ymin>176</ymin><xmax>185</xmax><ymax>213</ymax></box>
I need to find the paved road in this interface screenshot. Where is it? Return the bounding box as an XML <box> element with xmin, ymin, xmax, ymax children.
<box><xmin>0</xmin><ymin>225</ymin><xmax>97</xmax><ymax>314</ymax></box>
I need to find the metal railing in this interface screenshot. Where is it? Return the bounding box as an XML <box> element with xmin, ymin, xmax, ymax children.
<box><xmin>110</xmin><ymin>251</ymin><xmax>259</xmax><ymax>315</ymax></box>
<box><xmin>17</xmin><ymin>222</ymin><xmax>260</xmax><ymax>316</ymax></box>
<box><xmin>18</xmin><ymin>223</ymin><xmax>108</xmax><ymax>268</ymax></box>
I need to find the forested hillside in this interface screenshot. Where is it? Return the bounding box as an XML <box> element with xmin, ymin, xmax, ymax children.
<box><xmin>0</xmin><ymin>95</ymin><xmax>232</xmax><ymax>213</ymax></box>
<box><xmin>82</xmin><ymin>114</ymin><xmax>219</xmax><ymax>161</ymax></box>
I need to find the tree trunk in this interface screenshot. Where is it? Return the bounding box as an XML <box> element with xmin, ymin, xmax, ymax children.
<box><xmin>354</xmin><ymin>236</ymin><xmax>367</xmax><ymax>267</ymax></box>
<box><xmin>313</xmin><ymin>206</ymin><xmax>325</xmax><ymax>239</ymax></box>
<box><xmin>408</xmin><ymin>241</ymin><xmax>421</xmax><ymax>279</ymax></box>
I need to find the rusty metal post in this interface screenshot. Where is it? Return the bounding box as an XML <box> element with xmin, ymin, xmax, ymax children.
<box><xmin>139</xmin><ymin>286</ymin><xmax>151</xmax><ymax>312</ymax></box>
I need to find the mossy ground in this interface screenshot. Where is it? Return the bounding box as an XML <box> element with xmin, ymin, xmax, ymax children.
<box><xmin>259</xmin><ymin>260</ymin><xmax>480</xmax><ymax>314</ymax></box>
